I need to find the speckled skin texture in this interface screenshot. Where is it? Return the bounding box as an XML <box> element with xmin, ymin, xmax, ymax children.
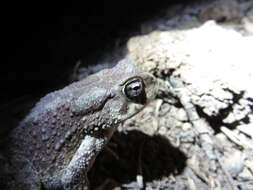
<box><xmin>2</xmin><ymin>59</ymin><xmax>158</xmax><ymax>190</ymax></box>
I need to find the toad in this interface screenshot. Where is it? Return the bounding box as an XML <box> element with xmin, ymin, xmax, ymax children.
<box><xmin>1</xmin><ymin>59</ymin><xmax>159</xmax><ymax>190</ymax></box>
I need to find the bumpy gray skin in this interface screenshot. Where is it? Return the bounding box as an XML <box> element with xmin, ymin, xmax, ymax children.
<box><xmin>3</xmin><ymin>59</ymin><xmax>158</xmax><ymax>190</ymax></box>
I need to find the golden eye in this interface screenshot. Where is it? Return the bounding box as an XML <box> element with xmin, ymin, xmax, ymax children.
<box><xmin>123</xmin><ymin>77</ymin><xmax>147</xmax><ymax>104</ymax></box>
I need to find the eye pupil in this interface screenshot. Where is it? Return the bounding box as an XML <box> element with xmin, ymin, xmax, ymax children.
<box><xmin>133</xmin><ymin>85</ymin><xmax>140</xmax><ymax>91</ymax></box>
<box><xmin>127</xmin><ymin>83</ymin><xmax>141</xmax><ymax>96</ymax></box>
<box><xmin>123</xmin><ymin>78</ymin><xmax>147</xmax><ymax>104</ymax></box>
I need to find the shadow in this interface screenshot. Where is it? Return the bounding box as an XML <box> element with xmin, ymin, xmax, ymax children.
<box><xmin>89</xmin><ymin>130</ymin><xmax>187</xmax><ymax>190</ymax></box>
<box><xmin>1</xmin><ymin>0</ymin><xmax>192</xmax><ymax>140</ymax></box>
<box><xmin>3</xmin><ymin>1</ymin><xmax>189</xmax><ymax>106</ymax></box>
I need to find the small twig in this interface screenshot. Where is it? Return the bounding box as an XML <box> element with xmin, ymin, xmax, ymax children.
<box><xmin>189</xmin><ymin>167</ymin><xmax>209</xmax><ymax>184</ymax></box>
<box><xmin>104</xmin><ymin>146</ymin><xmax>119</xmax><ymax>160</ymax></box>
<box><xmin>70</xmin><ymin>60</ymin><xmax>82</xmax><ymax>82</ymax></box>
<box><xmin>137</xmin><ymin>140</ymin><xmax>146</xmax><ymax>189</ymax></box>
<box><xmin>187</xmin><ymin>177</ymin><xmax>197</xmax><ymax>190</ymax></box>
<box><xmin>221</xmin><ymin>126</ymin><xmax>253</xmax><ymax>149</ymax></box>
<box><xmin>244</xmin><ymin>160</ymin><xmax>253</xmax><ymax>174</ymax></box>
<box><xmin>215</xmin><ymin>150</ymin><xmax>239</xmax><ymax>190</ymax></box>
<box><xmin>154</xmin><ymin>99</ymin><xmax>163</xmax><ymax>117</ymax></box>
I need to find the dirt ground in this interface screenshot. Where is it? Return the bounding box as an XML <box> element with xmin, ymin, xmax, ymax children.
<box><xmin>86</xmin><ymin>0</ymin><xmax>253</xmax><ymax>189</ymax></box>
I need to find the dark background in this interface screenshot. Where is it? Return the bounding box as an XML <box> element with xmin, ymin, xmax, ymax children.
<box><xmin>2</xmin><ymin>1</ymin><xmax>188</xmax><ymax>106</ymax></box>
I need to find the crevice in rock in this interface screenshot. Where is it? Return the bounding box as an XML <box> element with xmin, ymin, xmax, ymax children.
<box><xmin>90</xmin><ymin>130</ymin><xmax>187</xmax><ymax>190</ymax></box>
<box><xmin>195</xmin><ymin>89</ymin><xmax>252</xmax><ymax>134</ymax></box>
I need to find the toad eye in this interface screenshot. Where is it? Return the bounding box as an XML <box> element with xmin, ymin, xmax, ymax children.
<box><xmin>123</xmin><ymin>77</ymin><xmax>147</xmax><ymax>104</ymax></box>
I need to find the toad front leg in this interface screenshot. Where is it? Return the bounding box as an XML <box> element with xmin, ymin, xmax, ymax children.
<box><xmin>43</xmin><ymin>135</ymin><xmax>110</xmax><ymax>190</ymax></box>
